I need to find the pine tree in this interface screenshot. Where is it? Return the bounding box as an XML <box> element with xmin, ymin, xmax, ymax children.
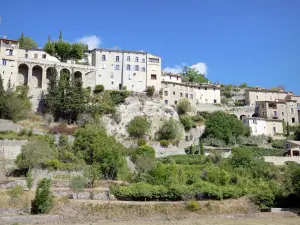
<box><xmin>0</xmin><ymin>75</ymin><xmax>5</xmax><ymax>118</ymax></box>
<box><xmin>19</xmin><ymin>32</ymin><xmax>25</xmax><ymax>48</ymax></box>
<box><xmin>59</xmin><ymin>30</ymin><xmax>62</xmax><ymax>41</ymax></box>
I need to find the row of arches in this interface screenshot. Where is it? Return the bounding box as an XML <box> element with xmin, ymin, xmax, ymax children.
<box><xmin>18</xmin><ymin>64</ymin><xmax>83</xmax><ymax>88</ymax></box>
<box><xmin>230</xmin><ymin>114</ymin><xmax>256</xmax><ymax>120</ymax></box>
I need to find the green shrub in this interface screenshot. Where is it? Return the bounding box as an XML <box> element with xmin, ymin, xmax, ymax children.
<box><xmin>271</xmin><ymin>139</ymin><xmax>286</xmax><ymax>149</ymax></box>
<box><xmin>94</xmin><ymin>84</ymin><xmax>104</xmax><ymax>94</ymax></box>
<box><xmin>186</xmin><ymin>200</ymin><xmax>199</xmax><ymax>211</ymax></box>
<box><xmin>31</xmin><ymin>179</ymin><xmax>54</xmax><ymax>214</ymax></box>
<box><xmin>137</xmin><ymin>138</ymin><xmax>147</xmax><ymax>146</ymax></box>
<box><xmin>180</xmin><ymin>115</ymin><xmax>194</xmax><ymax>131</ymax></box>
<box><xmin>146</xmin><ymin>86</ymin><xmax>155</xmax><ymax>97</ymax></box>
<box><xmin>6</xmin><ymin>185</ymin><xmax>23</xmax><ymax>206</ymax></box>
<box><xmin>250</xmin><ymin>183</ymin><xmax>275</xmax><ymax>208</ymax></box>
<box><xmin>127</xmin><ymin>116</ymin><xmax>151</xmax><ymax>138</ymax></box>
<box><xmin>198</xmin><ymin>111</ymin><xmax>210</xmax><ymax>119</ymax></box>
<box><xmin>202</xmin><ymin>137</ymin><xmax>226</xmax><ymax>147</ymax></box>
<box><xmin>191</xmin><ymin>115</ymin><xmax>204</xmax><ymax>123</ymax></box>
<box><xmin>160</xmin><ymin>139</ymin><xmax>170</xmax><ymax>148</ymax></box>
<box><xmin>133</xmin><ymin>145</ymin><xmax>155</xmax><ymax>161</ymax></box>
<box><xmin>177</xmin><ymin>99</ymin><xmax>191</xmax><ymax>115</ymax></box>
<box><xmin>69</xmin><ymin>175</ymin><xmax>88</xmax><ymax>199</ymax></box>
<box><xmin>26</xmin><ymin>171</ymin><xmax>34</xmax><ymax>190</ymax></box>
<box><xmin>157</xmin><ymin>118</ymin><xmax>182</xmax><ymax>141</ymax></box>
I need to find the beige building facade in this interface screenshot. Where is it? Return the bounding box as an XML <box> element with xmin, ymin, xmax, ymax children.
<box><xmin>255</xmin><ymin>100</ymin><xmax>298</xmax><ymax>125</ymax></box>
<box><xmin>245</xmin><ymin>88</ymin><xmax>293</xmax><ymax>106</ymax></box>
<box><xmin>162</xmin><ymin>81</ymin><xmax>221</xmax><ymax>106</ymax></box>
<box><xmin>243</xmin><ymin>117</ymin><xmax>283</xmax><ymax>136</ymax></box>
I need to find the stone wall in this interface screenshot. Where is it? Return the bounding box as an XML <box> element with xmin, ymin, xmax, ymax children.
<box><xmin>0</xmin><ymin>119</ymin><xmax>23</xmax><ymax>132</ymax></box>
<box><xmin>0</xmin><ymin>140</ymin><xmax>28</xmax><ymax>160</ymax></box>
<box><xmin>264</xmin><ymin>156</ymin><xmax>300</xmax><ymax>165</ymax></box>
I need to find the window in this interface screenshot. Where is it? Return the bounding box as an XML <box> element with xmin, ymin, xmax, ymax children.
<box><xmin>149</xmin><ymin>58</ymin><xmax>159</xmax><ymax>63</ymax></box>
<box><xmin>292</xmin><ymin>118</ymin><xmax>295</xmax><ymax>123</ymax></box>
<box><xmin>135</xmin><ymin>57</ymin><xmax>139</xmax><ymax>62</ymax></box>
<box><xmin>262</xmin><ymin>104</ymin><xmax>264</xmax><ymax>108</ymax></box>
<box><xmin>116</xmin><ymin>56</ymin><xmax>120</xmax><ymax>62</ymax></box>
<box><xmin>291</xmin><ymin>108</ymin><xmax>294</xmax><ymax>114</ymax></box>
<box><xmin>213</xmin><ymin>88</ymin><xmax>215</xmax><ymax>91</ymax></box>
<box><xmin>134</xmin><ymin>65</ymin><xmax>139</xmax><ymax>71</ymax></box>
<box><xmin>173</xmin><ymin>84</ymin><xmax>175</xmax><ymax>87</ymax></box>
<box><xmin>127</xmin><ymin>56</ymin><xmax>130</xmax><ymax>61</ymax></box>
<box><xmin>282</xmin><ymin>112</ymin><xmax>284</xmax><ymax>116</ymax></box>
<box><xmin>102</xmin><ymin>55</ymin><xmax>106</xmax><ymax>61</ymax></box>
<box><xmin>165</xmin><ymin>100</ymin><xmax>168</xmax><ymax>105</ymax></box>
<box><xmin>274</xmin><ymin>111</ymin><xmax>277</xmax><ymax>117</ymax></box>
<box><xmin>256</xmin><ymin>95</ymin><xmax>258</xmax><ymax>100</ymax></box>
<box><xmin>142</xmin><ymin>58</ymin><xmax>145</xmax><ymax>63</ymax></box>
<box><xmin>175</xmin><ymin>101</ymin><xmax>177</xmax><ymax>105</ymax></box>
<box><xmin>115</xmin><ymin>65</ymin><xmax>120</xmax><ymax>70</ymax></box>
<box><xmin>190</xmin><ymin>94</ymin><xmax>193</xmax><ymax>99</ymax></box>
<box><xmin>177</xmin><ymin>77</ymin><xmax>179</xmax><ymax>80</ymax></box>
<box><xmin>25</xmin><ymin>54</ymin><xmax>28</xmax><ymax>58</ymax></box>
<box><xmin>254</xmin><ymin>127</ymin><xmax>257</xmax><ymax>133</ymax></box>
<box><xmin>151</xmin><ymin>74</ymin><xmax>157</xmax><ymax>80</ymax></box>
<box><xmin>128</xmin><ymin>72</ymin><xmax>132</xmax><ymax>80</ymax></box>
<box><xmin>253</xmin><ymin>119</ymin><xmax>257</xmax><ymax>125</ymax></box>
<box><xmin>273</xmin><ymin>127</ymin><xmax>276</xmax><ymax>133</ymax></box>
<box><xmin>164</xmin><ymin>91</ymin><xmax>168</xmax><ymax>96</ymax></box>
<box><xmin>214</xmin><ymin>99</ymin><xmax>217</xmax><ymax>103</ymax></box>
<box><xmin>205</xmin><ymin>99</ymin><xmax>208</xmax><ymax>103</ymax></box>
<box><xmin>169</xmin><ymin>76</ymin><xmax>171</xmax><ymax>79</ymax></box>
<box><xmin>42</xmin><ymin>54</ymin><xmax>46</xmax><ymax>59</ymax></box>
<box><xmin>141</xmin><ymin>67</ymin><xmax>146</xmax><ymax>72</ymax></box>
<box><xmin>2</xmin><ymin>59</ymin><xmax>7</xmax><ymax>66</ymax></box>
<box><xmin>173</xmin><ymin>91</ymin><xmax>175</xmax><ymax>95</ymax></box>
<box><xmin>180</xmin><ymin>93</ymin><xmax>183</xmax><ymax>97</ymax></box>
<box><xmin>34</xmin><ymin>53</ymin><xmax>38</xmax><ymax>59</ymax></box>
<box><xmin>6</xmin><ymin>49</ymin><xmax>13</xmax><ymax>56</ymax></box>
<box><xmin>126</xmin><ymin>65</ymin><xmax>131</xmax><ymax>71</ymax></box>
<box><xmin>205</xmin><ymin>87</ymin><xmax>207</xmax><ymax>90</ymax></box>
<box><xmin>185</xmin><ymin>93</ymin><xmax>188</xmax><ymax>98</ymax></box>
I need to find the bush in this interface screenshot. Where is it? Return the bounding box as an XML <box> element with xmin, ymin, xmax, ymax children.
<box><xmin>191</xmin><ymin>114</ymin><xmax>204</xmax><ymax>123</ymax></box>
<box><xmin>133</xmin><ymin>145</ymin><xmax>155</xmax><ymax>160</ymax></box>
<box><xmin>177</xmin><ymin>99</ymin><xmax>191</xmax><ymax>115</ymax></box>
<box><xmin>180</xmin><ymin>115</ymin><xmax>194</xmax><ymax>131</ymax></box>
<box><xmin>202</xmin><ymin>137</ymin><xmax>226</xmax><ymax>147</ymax></box>
<box><xmin>271</xmin><ymin>139</ymin><xmax>286</xmax><ymax>149</ymax></box>
<box><xmin>94</xmin><ymin>84</ymin><xmax>104</xmax><ymax>94</ymax></box>
<box><xmin>157</xmin><ymin>118</ymin><xmax>182</xmax><ymax>141</ymax></box>
<box><xmin>186</xmin><ymin>200</ymin><xmax>199</xmax><ymax>211</ymax></box>
<box><xmin>137</xmin><ymin>138</ymin><xmax>146</xmax><ymax>146</ymax></box>
<box><xmin>31</xmin><ymin>179</ymin><xmax>54</xmax><ymax>214</ymax></box>
<box><xmin>77</xmin><ymin>113</ymin><xmax>94</xmax><ymax>126</ymax></box>
<box><xmin>146</xmin><ymin>86</ymin><xmax>155</xmax><ymax>97</ymax></box>
<box><xmin>160</xmin><ymin>139</ymin><xmax>170</xmax><ymax>148</ymax></box>
<box><xmin>69</xmin><ymin>175</ymin><xmax>88</xmax><ymax>199</ymax></box>
<box><xmin>6</xmin><ymin>185</ymin><xmax>23</xmax><ymax>206</ymax></box>
<box><xmin>26</xmin><ymin>171</ymin><xmax>34</xmax><ymax>190</ymax></box>
<box><xmin>127</xmin><ymin>116</ymin><xmax>151</xmax><ymax>138</ymax></box>
<box><xmin>198</xmin><ymin>111</ymin><xmax>210</xmax><ymax>119</ymax></box>
<box><xmin>44</xmin><ymin>114</ymin><xmax>54</xmax><ymax>126</ymax></box>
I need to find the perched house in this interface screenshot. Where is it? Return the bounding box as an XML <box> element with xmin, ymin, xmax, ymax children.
<box><xmin>242</xmin><ymin>117</ymin><xmax>283</xmax><ymax>136</ymax></box>
<box><xmin>284</xmin><ymin>140</ymin><xmax>300</xmax><ymax>157</ymax></box>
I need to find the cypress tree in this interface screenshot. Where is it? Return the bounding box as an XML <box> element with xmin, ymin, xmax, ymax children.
<box><xmin>59</xmin><ymin>30</ymin><xmax>62</xmax><ymax>41</ymax></box>
<box><xmin>19</xmin><ymin>32</ymin><xmax>25</xmax><ymax>48</ymax></box>
<box><xmin>0</xmin><ymin>75</ymin><xmax>5</xmax><ymax>118</ymax></box>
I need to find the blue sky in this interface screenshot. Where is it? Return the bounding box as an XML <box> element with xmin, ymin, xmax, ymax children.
<box><xmin>1</xmin><ymin>0</ymin><xmax>300</xmax><ymax>93</ymax></box>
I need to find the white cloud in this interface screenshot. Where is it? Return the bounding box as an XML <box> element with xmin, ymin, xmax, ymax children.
<box><xmin>190</xmin><ymin>62</ymin><xmax>207</xmax><ymax>75</ymax></box>
<box><xmin>76</xmin><ymin>35</ymin><xmax>101</xmax><ymax>50</ymax></box>
<box><xmin>164</xmin><ymin>62</ymin><xmax>207</xmax><ymax>75</ymax></box>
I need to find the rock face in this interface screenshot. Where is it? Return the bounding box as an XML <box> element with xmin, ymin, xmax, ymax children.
<box><xmin>103</xmin><ymin>95</ymin><xmax>182</xmax><ymax>141</ymax></box>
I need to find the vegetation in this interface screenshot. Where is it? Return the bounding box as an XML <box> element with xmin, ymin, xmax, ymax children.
<box><xmin>181</xmin><ymin>66</ymin><xmax>209</xmax><ymax>83</ymax></box>
<box><xmin>31</xmin><ymin>179</ymin><xmax>54</xmax><ymax>214</ymax></box>
<box><xmin>156</xmin><ymin>118</ymin><xmax>183</xmax><ymax>141</ymax></box>
<box><xmin>19</xmin><ymin>32</ymin><xmax>38</xmax><ymax>49</ymax></box>
<box><xmin>202</xmin><ymin>111</ymin><xmax>250</xmax><ymax>144</ymax></box>
<box><xmin>127</xmin><ymin>116</ymin><xmax>151</xmax><ymax>138</ymax></box>
<box><xmin>159</xmin><ymin>139</ymin><xmax>170</xmax><ymax>148</ymax></box>
<box><xmin>146</xmin><ymin>86</ymin><xmax>155</xmax><ymax>97</ymax></box>
<box><xmin>0</xmin><ymin>76</ymin><xmax>31</xmax><ymax>121</ymax></box>
<box><xmin>6</xmin><ymin>186</ymin><xmax>23</xmax><ymax>206</ymax></box>
<box><xmin>94</xmin><ymin>85</ymin><xmax>104</xmax><ymax>94</ymax></box>
<box><xmin>137</xmin><ymin>138</ymin><xmax>147</xmax><ymax>146</ymax></box>
<box><xmin>180</xmin><ymin>115</ymin><xmax>194</xmax><ymax>131</ymax></box>
<box><xmin>69</xmin><ymin>175</ymin><xmax>88</xmax><ymax>199</ymax></box>
<box><xmin>177</xmin><ymin>99</ymin><xmax>192</xmax><ymax>115</ymax></box>
<box><xmin>294</xmin><ymin>125</ymin><xmax>300</xmax><ymax>141</ymax></box>
<box><xmin>26</xmin><ymin>170</ymin><xmax>34</xmax><ymax>190</ymax></box>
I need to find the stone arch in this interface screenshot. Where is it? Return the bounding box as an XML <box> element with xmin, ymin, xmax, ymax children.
<box><xmin>74</xmin><ymin>71</ymin><xmax>82</xmax><ymax>80</ymax></box>
<box><xmin>252</xmin><ymin>113</ymin><xmax>258</xmax><ymax>117</ymax></box>
<box><xmin>230</xmin><ymin>114</ymin><xmax>238</xmax><ymax>119</ymax></box>
<box><xmin>240</xmin><ymin>115</ymin><xmax>246</xmax><ymax>120</ymax></box>
<box><xmin>18</xmin><ymin>64</ymin><xmax>29</xmax><ymax>85</ymax></box>
<box><xmin>32</xmin><ymin>65</ymin><xmax>43</xmax><ymax>88</ymax></box>
<box><xmin>46</xmin><ymin>67</ymin><xmax>57</xmax><ymax>85</ymax></box>
<box><xmin>60</xmin><ymin>68</ymin><xmax>70</xmax><ymax>78</ymax></box>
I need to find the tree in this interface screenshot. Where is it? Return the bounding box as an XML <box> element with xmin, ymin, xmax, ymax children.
<box><xmin>31</xmin><ymin>179</ymin><xmax>54</xmax><ymax>214</ymax></box>
<box><xmin>44</xmin><ymin>38</ymin><xmax>84</xmax><ymax>62</ymax></box>
<box><xmin>294</xmin><ymin>125</ymin><xmax>300</xmax><ymax>141</ymax></box>
<box><xmin>199</xmin><ymin>139</ymin><xmax>204</xmax><ymax>155</ymax></box>
<box><xmin>18</xmin><ymin>32</ymin><xmax>38</xmax><ymax>49</ymax></box>
<box><xmin>157</xmin><ymin>118</ymin><xmax>183</xmax><ymax>141</ymax></box>
<box><xmin>127</xmin><ymin>116</ymin><xmax>151</xmax><ymax>138</ymax></box>
<box><xmin>26</xmin><ymin>170</ymin><xmax>34</xmax><ymax>190</ymax></box>
<box><xmin>16</xmin><ymin>139</ymin><xmax>56</xmax><ymax>169</ymax></box>
<box><xmin>83</xmin><ymin>164</ymin><xmax>101</xmax><ymax>187</ymax></box>
<box><xmin>177</xmin><ymin>98</ymin><xmax>191</xmax><ymax>115</ymax></box>
<box><xmin>181</xmin><ymin>66</ymin><xmax>209</xmax><ymax>83</ymax></box>
<box><xmin>202</xmin><ymin>111</ymin><xmax>248</xmax><ymax>144</ymax></box>
<box><xmin>69</xmin><ymin>175</ymin><xmax>88</xmax><ymax>199</ymax></box>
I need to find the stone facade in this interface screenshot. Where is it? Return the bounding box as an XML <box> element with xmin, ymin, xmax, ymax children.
<box><xmin>243</xmin><ymin>117</ymin><xmax>283</xmax><ymax>136</ymax></box>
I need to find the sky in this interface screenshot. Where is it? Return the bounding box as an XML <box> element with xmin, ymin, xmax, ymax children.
<box><xmin>0</xmin><ymin>0</ymin><xmax>300</xmax><ymax>93</ymax></box>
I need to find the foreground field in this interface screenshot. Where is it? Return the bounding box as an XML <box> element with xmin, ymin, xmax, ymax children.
<box><xmin>39</xmin><ymin>214</ymin><xmax>300</xmax><ymax>225</ymax></box>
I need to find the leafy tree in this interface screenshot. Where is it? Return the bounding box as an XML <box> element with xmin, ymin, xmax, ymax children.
<box><xmin>83</xmin><ymin>164</ymin><xmax>101</xmax><ymax>187</ymax></box>
<box><xmin>200</xmin><ymin>140</ymin><xmax>204</xmax><ymax>155</ymax></box>
<box><xmin>294</xmin><ymin>125</ymin><xmax>300</xmax><ymax>141</ymax></box>
<box><xmin>31</xmin><ymin>179</ymin><xmax>54</xmax><ymax>214</ymax></box>
<box><xmin>180</xmin><ymin>115</ymin><xmax>194</xmax><ymax>131</ymax></box>
<box><xmin>146</xmin><ymin>86</ymin><xmax>155</xmax><ymax>97</ymax></box>
<box><xmin>127</xmin><ymin>116</ymin><xmax>151</xmax><ymax>138</ymax></box>
<box><xmin>94</xmin><ymin>84</ymin><xmax>104</xmax><ymax>94</ymax></box>
<box><xmin>177</xmin><ymin>98</ymin><xmax>191</xmax><ymax>115</ymax></box>
<box><xmin>239</xmin><ymin>83</ymin><xmax>248</xmax><ymax>88</ymax></box>
<box><xmin>181</xmin><ymin>66</ymin><xmax>209</xmax><ymax>83</ymax></box>
<box><xmin>19</xmin><ymin>32</ymin><xmax>38</xmax><ymax>49</ymax></box>
<box><xmin>44</xmin><ymin>38</ymin><xmax>85</xmax><ymax>62</ymax></box>
<box><xmin>157</xmin><ymin>118</ymin><xmax>183</xmax><ymax>141</ymax></box>
<box><xmin>69</xmin><ymin>175</ymin><xmax>88</xmax><ymax>199</ymax></box>
<box><xmin>202</xmin><ymin>111</ymin><xmax>249</xmax><ymax>144</ymax></box>
<box><xmin>16</xmin><ymin>139</ymin><xmax>57</xmax><ymax>170</ymax></box>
